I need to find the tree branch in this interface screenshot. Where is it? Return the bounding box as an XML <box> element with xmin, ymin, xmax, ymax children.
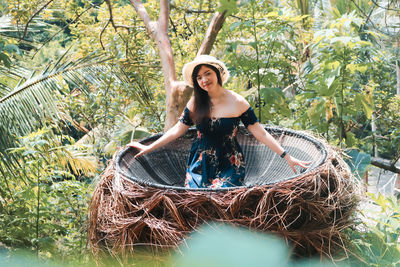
<box><xmin>101</xmin><ymin>0</ymin><xmax>134</xmax><ymax>51</ymax></box>
<box><xmin>183</xmin><ymin>13</ymin><xmax>193</xmax><ymax>35</ymax></box>
<box><xmin>364</xmin><ymin>0</ymin><xmax>376</xmax><ymax>27</ymax></box>
<box><xmin>370</xmin><ymin>0</ymin><xmax>400</xmax><ymax>11</ymax></box>
<box><xmin>170</xmin><ymin>4</ymin><xmax>214</xmax><ymax>14</ymax></box>
<box><xmin>197</xmin><ymin>11</ymin><xmax>228</xmax><ymax>56</ymax></box>
<box><xmin>99</xmin><ymin>20</ymin><xmax>111</xmax><ymax>50</ymax></box>
<box><xmin>169</xmin><ymin>16</ymin><xmax>184</xmax><ymax>57</ymax></box>
<box><xmin>159</xmin><ymin>0</ymin><xmax>169</xmax><ymax>33</ymax></box>
<box><xmin>350</xmin><ymin>0</ymin><xmax>397</xmax><ymax>37</ymax></box>
<box><xmin>20</xmin><ymin>0</ymin><xmax>54</xmax><ymax>41</ymax></box>
<box><xmin>31</xmin><ymin>1</ymin><xmax>104</xmax><ymax>59</ymax></box>
<box><xmin>129</xmin><ymin>0</ymin><xmax>156</xmax><ymax>37</ymax></box>
<box><xmin>105</xmin><ymin>0</ymin><xmax>134</xmax><ymax>32</ymax></box>
<box><xmin>371</xmin><ymin>156</ymin><xmax>400</xmax><ymax>174</ymax></box>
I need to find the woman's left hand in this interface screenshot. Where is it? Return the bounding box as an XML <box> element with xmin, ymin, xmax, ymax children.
<box><xmin>284</xmin><ymin>154</ymin><xmax>312</xmax><ymax>173</ymax></box>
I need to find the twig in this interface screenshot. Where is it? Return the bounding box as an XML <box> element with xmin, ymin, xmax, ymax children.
<box><xmin>169</xmin><ymin>16</ymin><xmax>185</xmax><ymax>57</ymax></box>
<box><xmin>20</xmin><ymin>0</ymin><xmax>54</xmax><ymax>41</ymax></box>
<box><xmin>170</xmin><ymin>4</ymin><xmax>214</xmax><ymax>14</ymax></box>
<box><xmin>99</xmin><ymin>20</ymin><xmax>111</xmax><ymax>50</ymax></box>
<box><xmin>350</xmin><ymin>0</ymin><xmax>397</xmax><ymax>37</ymax></box>
<box><xmin>101</xmin><ymin>0</ymin><xmax>134</xmax><ymax>54</ymax></box>
<box><xmin>31</xmin><ymin>1</ymin><xmax>104</xmax><ymax>59</ymax></box>
<box><xmin>183</xmin><ymin>14</ymin><xmax>193</xmax><ymax>36</ymax></box>
<box><xmin>105</xmin><ymin>0</ymin><xmax>134</xmax><ymax>31</ymax></box>
<box><xmin>370</xmin><ymin>0</ymin><xmax>400</xmax><ymax>11</ymax></box>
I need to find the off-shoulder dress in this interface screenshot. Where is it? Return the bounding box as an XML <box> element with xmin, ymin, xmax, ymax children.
<box><xmin>179</xmin><ymin>107</ymin><xmax>258</xmax><ymax>188</ymax></box>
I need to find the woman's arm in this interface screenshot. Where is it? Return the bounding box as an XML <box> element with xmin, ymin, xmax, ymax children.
<box><xmin>128</xmin><ymin>121</ymin><xmax>190</xmax><ymax>158</ymax></box>
<box><xmin>247</xmin><ymin>122</ymin><xmax>311</xmax><ymax>173</ymax></box>
<box><xmin>247</xmin><ymin>122</ymin><xmax>285</xmax><ymax>155</ymax></box>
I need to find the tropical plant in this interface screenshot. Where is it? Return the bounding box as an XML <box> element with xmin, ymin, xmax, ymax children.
<box><xmin>0</xmin><ymin>126</ymin><xmax>95</xmax><ymax>263</ymax></box>
<box><xmin>223</xmin><ymin>0</ymin><xmax>305</xmax><ymax>125</ymax></box>
<box><xmin>346</xmin><ymin>192</ymin><xmax>400</xmax><ymax>266</ymax></box>
<box><xmin>296</xmin><ymin>11</ymin><xmax>376</xmax><ymax>146</ymax></box>
<box><xmin>0</xmin><ymin>50</ymin><xmax>115</xmax><ymax>168</ymax></box>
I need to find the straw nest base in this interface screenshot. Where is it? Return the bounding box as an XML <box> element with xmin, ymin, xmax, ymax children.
<box><xmin>89</xmin><ymin>145</ymin><xmax>361</xmax><ymax>260</ymax></box>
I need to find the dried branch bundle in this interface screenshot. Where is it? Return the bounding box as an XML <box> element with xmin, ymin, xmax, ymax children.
<box><xmin>89</xmin><ymin>137</ymin><xmax>360</xmax><ymax>261</ymax></box>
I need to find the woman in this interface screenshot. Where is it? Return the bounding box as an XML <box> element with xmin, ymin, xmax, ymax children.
<box><xmin>129</xmin><ymin>55</ymin><xmax>310</xmax><ymax>188</ymax></box>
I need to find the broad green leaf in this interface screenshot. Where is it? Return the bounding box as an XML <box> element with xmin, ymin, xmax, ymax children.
<box><xmin>345</xmin><ymin>131</ymin><xmax>356</xmax><ymax>147</ymax></box>
<box><xmin>260</xmin><ymin>87</ymin><xmax>285</xmax><ymax>104</ymax></box>
<box><xmin>308</xmin><ymin>99</ymin><xmax>326</xmax><ymax>125</ymax></box>
<box><xmin>326</xmin><ymin>75</ymin><xmax>336</xmax><ymax>88</ymax></box>
<box><xmin>230</xmin><ymin>21</ymin><xmax>242</xmax><ymax>31</ymax></box>
<box><xmin>346</xmin><ymin>64</ymin><xmax>368</xmax><ymax>74</ymax></box>
<box><xmin>326</xmin><ymin>61</ymin><xmax>340</xmax><ymax>70</ymax></box>
<box><xmin>344</xmin><ymin>149</ymin><xmax>371</xmax><ymax>179</ymax></box>
<box><xmin>218</xmin><ymin>0</ymin><xmax>238</xmax><ymax>16</ymax></box>
<box><xmin>334</xmin><ymin>95</ymin><xmax>343</xmax><ymax>116</ymax></box>
<box><xmin>103</xmin><ymin>140</ymin><xmax>117</xmax><ymax>156</ymax></box>
<box><xmin>355</xmin><ymin>94</ymin><xmax>373</xmax><ymax>119</ymax></box>
<box><xmin>0</xmin><ymin>52</ymin><xmax>11</xmax><ymax>67</ymax></box>
<box><xmin>4</xmin><ymin>44</ymin><xmax>21</xmax><ymax>55</ymax></box>
<box><xmin>174</xmin><ymin>223</ymin><xmax>289</xmax><ymax>267</ymax></box>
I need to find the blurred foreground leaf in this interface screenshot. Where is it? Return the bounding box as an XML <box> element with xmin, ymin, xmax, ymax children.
<box><xmin>174</xmin><ymin>223</ymin><xmax>335</xmax><ymax>267</ymax></box>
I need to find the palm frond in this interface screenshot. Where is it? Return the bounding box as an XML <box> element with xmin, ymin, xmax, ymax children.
<box><xmin>0</xmin><ymin>52</ymin><xmax>112</xmax><ymax>160</ymax></box>
<box><xmin>0</xmin><ymin>64</ymin><xmax>32</xmax><ymax>82</ymax></box>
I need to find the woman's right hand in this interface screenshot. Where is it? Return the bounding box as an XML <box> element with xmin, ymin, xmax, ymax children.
<box><xmin>128</xmin><ymin>141</ymin><xmax>151</xmax><ymax>158</ymax></box>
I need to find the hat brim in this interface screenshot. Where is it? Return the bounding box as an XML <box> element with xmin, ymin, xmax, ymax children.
<box><xmin>182</xmin><ymin>58</ymin><xmax>229</xmax><ymax>87</ymax></box>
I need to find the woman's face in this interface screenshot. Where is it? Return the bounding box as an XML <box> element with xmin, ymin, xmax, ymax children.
<box><xmin>195</xmin><ymin>65</ymin><xmax>220</xmax><ymax>92</ymax></box>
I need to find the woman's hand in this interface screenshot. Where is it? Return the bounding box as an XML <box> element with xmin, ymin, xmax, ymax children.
<box><xmin>128</xmin><ymin>141</ymin><xmax>151</xmax><ymax>158</ymax></box>
<box><xmin>127</xmin><ymin>121</ymin><xmax>190</xmax><ymax>159</ymax></box>
<box><xmin>284</xmin><ymin>154</ymin><xmax>312</xmax><ymax>174</ymax></box>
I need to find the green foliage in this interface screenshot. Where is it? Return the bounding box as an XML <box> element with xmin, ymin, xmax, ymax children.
<box><xmin>0</xmin><ymin>249</ymin><xmax>172</xmax><ymax>267</ymax></box>
<box><xmin>373</xmin><ymin>88</ymin><xmax>400</xmax><ymax>159</ymax></box>
<box><xmin>218</xmin><ymin>0</ymin><xmax>238</xmax><ymax>16</ymax></box>
<box><xmin>0</xmin><ymin>127</ymin><xmax>95</xmax><ymax>264</ymax></box>
<box><xmin>346</xmin><ymin>193</ymin><xmax>400</xmax><ymax>266</ymax></box>
<box><xmin>343</xmin><ymin>149</ymin><xmax>371</xmax><ymax>179</ymax></box>
<box><xmin>0</xmin><ymin>51</ymin><xmax>118</xmax><ymax>178</ymax></box>
<box><xmin>296</xmin><ymin>11</ymin><xmax>376</xmax><ymax>146</ymax></box>
<box><xmin>1</xmin><ymin>0</ymin><xmax>400</xmax><ymax>265</ymax></box>
<box><xmin>223</xmin><ymin>1</ymin><xmax>304</xmax><ymax>124</ymax></box>
<box><xmin>0</xmin><ymin>36</ymin><xmax>20</xmax><ymax>67</ymax></box>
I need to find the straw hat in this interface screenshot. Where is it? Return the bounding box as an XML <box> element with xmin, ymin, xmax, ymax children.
<box><xmin>182</xmin><ymin>55</ymin><xmax>229</xmax><ymax>87</ymax></box>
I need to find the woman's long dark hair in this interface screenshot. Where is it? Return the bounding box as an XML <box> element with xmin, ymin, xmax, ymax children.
<box><xmin>191</xmin><ymin>64</ymin><xmax>223</xmax><ymax>124</ymax></box>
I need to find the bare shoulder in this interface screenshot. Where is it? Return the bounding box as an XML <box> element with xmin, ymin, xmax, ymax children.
<box><xmin>227</xmin><ymin>90</ymin><xmax>250</xmax><ymax>114</ymax></box>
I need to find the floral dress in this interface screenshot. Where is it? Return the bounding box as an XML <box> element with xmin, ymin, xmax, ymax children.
<box><xmin>179</xmin><ymin>107</ymin><xmax>258</xmax><ymax>188</ymax></box>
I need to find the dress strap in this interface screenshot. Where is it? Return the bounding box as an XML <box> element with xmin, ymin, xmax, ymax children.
<box><xmin>239</xmin><ymin>107</ymin><xmax>258</xmax><ymax>127</ymax></box>
<box><xmin>179</xmin><ymin>107</ymin><xmax>194</xmax><ymax>126</ymax></box>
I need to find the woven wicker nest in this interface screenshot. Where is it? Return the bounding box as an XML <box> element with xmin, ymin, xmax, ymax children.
<box><xmin>89</xmin><ymin>125</ymin><xmax>361</xmax><ymax>259</ymax></box>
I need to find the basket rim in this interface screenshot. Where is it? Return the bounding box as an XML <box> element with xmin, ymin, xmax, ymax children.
<box><xmin>115</xmin><ymin>125</ymin><xmax>328</xmax><ymax>192</ymax></box>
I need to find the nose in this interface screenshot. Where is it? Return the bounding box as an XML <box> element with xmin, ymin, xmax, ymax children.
<box><xmin>200</xmin><ymin>76</ymin><xmax>208</xmax><ymax>84</ymax></box>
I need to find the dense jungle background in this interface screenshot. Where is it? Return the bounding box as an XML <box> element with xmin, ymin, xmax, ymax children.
<box><xmin>0</xmin><ymin>0</ymin><xmax>400</xmax><ymax>266</ymax></box>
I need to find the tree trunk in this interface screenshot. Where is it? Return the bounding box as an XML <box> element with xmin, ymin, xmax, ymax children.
<box><xmin>130</xmin><ymin>0</ymin><xmax>228</xmax><ymax>130</ymax></box>
<box><xmin>168</xmin><ymin>12</ymin><xmax>229</xmax><ymax>130</ymax></box>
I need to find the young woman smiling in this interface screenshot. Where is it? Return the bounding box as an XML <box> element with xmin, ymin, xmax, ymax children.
<box><xmin>129</xmin><ymin>55</ymin><xmax>310</xmax><ymax>188</ymax></box>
